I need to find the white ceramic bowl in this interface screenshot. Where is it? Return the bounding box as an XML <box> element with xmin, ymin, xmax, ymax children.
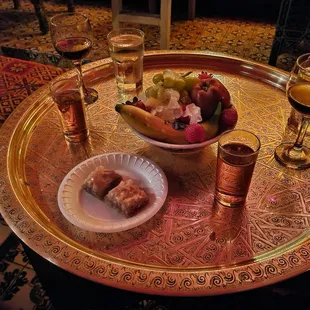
<box><xmin>132</xmin><ymin>128</ymin><xmax>221</xmax><ymax>153</ymax></box>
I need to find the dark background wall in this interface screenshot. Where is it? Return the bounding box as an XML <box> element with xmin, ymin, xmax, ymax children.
<box><xmin>71</xmin><ymin>0</ymin><xmax>282</xmax><ymax>22</ymax></box>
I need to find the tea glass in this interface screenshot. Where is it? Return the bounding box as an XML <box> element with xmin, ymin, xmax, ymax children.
<box><xmin>215</xmin><ymin>129</ymin><xmax>261</xmax><ymax>207</ymax></box>
<box><xmin>50</xmin><ymin>76</ymin><xmax>89</xmax><ymax>143</ymax></box>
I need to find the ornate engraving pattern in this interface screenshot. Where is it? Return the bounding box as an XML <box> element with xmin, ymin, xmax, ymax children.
<box><xmin>0</xmin><ymin>51</ymin><xmax>309</xmax><ymax>295</ymax></box>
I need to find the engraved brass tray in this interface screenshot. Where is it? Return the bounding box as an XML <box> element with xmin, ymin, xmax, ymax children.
<box><xmin>1</xmin><ymin>51</ymin><xmax>310</xmax><ymax>296</ymax></box>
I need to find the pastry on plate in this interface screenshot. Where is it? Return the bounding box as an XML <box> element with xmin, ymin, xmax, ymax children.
<box><xmin>106</xmin><ymin>179</ymin><xmax>149</xmax><ymax>217</ymax></box>
<box><xmin>82</xmin><ymin>166</ymin><xmax>122</xmax><ymax>200</ymax></box>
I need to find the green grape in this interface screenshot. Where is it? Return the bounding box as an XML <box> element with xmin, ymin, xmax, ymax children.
<box><xmin>157</xmin><ymin>86</ymin><xmax>165</xmax><ymax>101</ymax></box>
<box><xmin>163</xmin><ymin>76</ymin><xmax>175</xmax><ymax>88</ymax></box>
<box><xmin>163</xmin><ymin>69</ymin><xmax>174</xmax><ymax>76</ymax></box>
<box><xmin>152</xmin><ymin>73</ymin><xmax>164</xmax><ymax>84</ymax></box>
<box><xmin>163</xmin><ymin>69</ymin><xmax>180</xmax><ymax>79</ymax></box>
<box><xmin>184</xmin><ymin>76</ymin><xmax>200</xmax><ymax>90</ymax></box>
<box><xmin>145</xmin><ymin>86</ymin><xmax>158</xmax><ymax>98</ymax></box>
<box><xmin>173</xmin><ymin>78</ymin><xmax>186</xmax><ymax>92</ymax></box>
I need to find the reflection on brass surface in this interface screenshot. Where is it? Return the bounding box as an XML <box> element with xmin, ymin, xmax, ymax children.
<box><xmin>1</xmin><ymin>51</ymin><xmax>310</xmax><ymax>296</ymax></box>
<box><xmin>288</xmin><ymin>108</ymin><xmax>310</xmax><ymax>136</ymax></box>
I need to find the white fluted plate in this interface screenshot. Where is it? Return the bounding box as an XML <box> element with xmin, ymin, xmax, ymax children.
<box><xmin>57</xmin><ymin>153</ymin><xmax>168</xmax><ymax>232</ymax></box>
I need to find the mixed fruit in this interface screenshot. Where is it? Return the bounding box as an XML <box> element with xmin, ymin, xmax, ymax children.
<box><xmin>115</xmin><ymin>69</ymin><xmax>238</xmax><ymax>144</ymax></box>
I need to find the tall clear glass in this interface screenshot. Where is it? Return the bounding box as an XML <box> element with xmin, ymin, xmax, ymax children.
<box><xmin>274</xmin><ymin>53</ymin><xmax>310</xmax><ymax>169</ymax></box>
<box><xmin>107</xmin><ymin>28</ymin><xmax>144</xmax><ymax>95</ymax></box>
<box><xmin>50</xmin><ymin>13</ymin><xmax>98</xmax><ymax>104</ymax></box>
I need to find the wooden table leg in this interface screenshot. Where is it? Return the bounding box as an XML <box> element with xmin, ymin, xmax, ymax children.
<box><xmin>30</xmin><ymin>0</ymin><xmax>48</xmax><ymax>34</ymax></box>
<box><xmin>160</xmin><ymin>0</ymin><xmax>171</xmax><ymax>49</ymax></box>
<box><xmin>111</xmin><ymin>0</ymin><xmax>122</xmax><ymax>29</ymax></box>
<box><xmin>111</xmin><ymin>0</ymin><xmax>171</xmax><ymax>49</ymax></box>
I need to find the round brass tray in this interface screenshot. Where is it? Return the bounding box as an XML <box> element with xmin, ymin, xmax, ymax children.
<box><xmin>1</xmin><ymin>51</ymin><xmax>310</xmax><ymax>296</ymax></box>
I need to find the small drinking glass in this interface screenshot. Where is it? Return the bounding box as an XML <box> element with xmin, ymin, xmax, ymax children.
<box><xmin>215</xmin><ymin>129</ymin><xmax>261</xmax><ymax>207</ymax></box>
<box><xmin>107</xmin><ymin>28</ymin><xmax>144</xmax><ymax>95</ymax></box>
<box><xmin>51</xmin><ymin>76</ymin><xmax>89</xmax><ymax>143</ymax></box>
<box><xmin>274</xmin><ymin>53</ymin><xmax>310</xmax><ymax>169</ymax></box>
<box><xmin>50</xmin><ymin>13</ymin><xmax>98</xmax><ymax>104</ymax></box>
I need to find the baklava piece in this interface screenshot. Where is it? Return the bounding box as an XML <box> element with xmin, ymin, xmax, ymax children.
<box><xmin>106</xmin><ymin>179</ymin><xmax>149</xmax><ymax>217</ymax></box>
<box><xmin>82</xmin><ymin>166</ymin><xmax>122</xmax><ymax>200</ymax></box>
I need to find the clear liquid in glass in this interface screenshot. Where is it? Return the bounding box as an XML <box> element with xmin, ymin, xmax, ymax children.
<box><xmin>109</xmin><ymin>34</ymin><xmax>144</xmax><ymax>93</ymax></box>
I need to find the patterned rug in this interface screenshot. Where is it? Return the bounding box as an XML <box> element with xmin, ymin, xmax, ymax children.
<box><xmin>0</xmin><ymin>0</ymin><xmax>283</xmax><ymax>69</ymax></box>
<box><xmin>0</xmin><ymin>56</ymin><xmax>67</xmax><ymax>124</ymax></box>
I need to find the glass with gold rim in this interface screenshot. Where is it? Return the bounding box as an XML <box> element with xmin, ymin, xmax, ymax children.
<box><xmin>274</xmin><ymin>53</ymin><xmax>310</xmax><ymax>169</ymax></box>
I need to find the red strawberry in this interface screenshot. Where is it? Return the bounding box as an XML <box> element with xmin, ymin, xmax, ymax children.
<box><xmin>220</xmin><ymin>107</ymin><xmax>238</xmax><ymax>130</ymax></box>
<box><xmin>179</xmin><ymin>104</ymin><xmax>190</xmax><ymax>124</ymax></box>
<box><xmin>198</xmin><ymin>72</ymin><xmax>211</xmax><ymax>80</ymax></box>
<box><xmin>135</xmin><ymin>100</ymin><xmax>146</xmax><ymax>110</ymax></box>
<box><xmin>185</xmin><ymin>124</ymin><xmax>206</xmax><ymax>143</ymax></box>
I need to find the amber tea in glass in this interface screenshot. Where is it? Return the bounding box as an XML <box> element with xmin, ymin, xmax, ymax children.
<box><xmin>51</xmin><ymin>77</ymin><xmax>89</xmax><ymax>143</ymax></box>
<box><xmin>215</xmin><ymin>129</ymin><xmax>261</xmax><ymax>207</ymax></box>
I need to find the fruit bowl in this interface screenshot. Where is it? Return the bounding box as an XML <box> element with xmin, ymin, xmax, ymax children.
<box><xmin>116</xmin><ymin>69</ymin><xmax>238</xmax><ymax>153</ymax></box>
<box><xmin>131</xmin><ymin>128</ymin><xmax>221</xmax><ymax>153</ymax></box>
